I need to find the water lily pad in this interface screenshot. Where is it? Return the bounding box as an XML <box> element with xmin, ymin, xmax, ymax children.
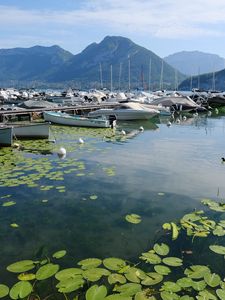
<box><xmin>160</xmin><ymin>291</ymin><xmax>180</xmax><ymax>300</ymax></box>
<box><xmin>177</xmin><ymin>277</ymin><xmax>194</xmax><ymax>288</ymax></box>
<box><xmin>36</xmin><ymin>263</ymin><xmax>59</xmax><ymax>280</ymax></box>
<box><xmin>197</xmin><ymin>289</ymin><xmax>217</xmax><ymax>300</ymax></box>
<box><xmin>204</xmin><ymin>272</ymin><xmax>221</xmax><ymax>287</ymax></box>
<box><xmin>7</xmin><ymin>260</ymin><xmax>35</xmax><ymax>273</ymax></box>
<box><xmin>103</xmin><ymin>258</ymin><xmax>126</xmax><ymax>271</ymax></box>
<box><xmin>154</xmin><ymin>265</ymin><xmax>171</xmax><ymax>275</ymax></box>
<box><xmin>140</xmin><ymin>252</ymin><xmax>161</xmax><ymax>264</ymax></box>
<box><xmin>78</xmin><ymin>258</ymin><xmax>102</xmax><ymax>269</ymax></box>
<box><xmin>17</xmin><ymin>273</ymin><xmax>36</xmax><ymax>281</ymax></box>
<box><xmin>105</xmin><ymin>295</ymin><xmax>132</xmax><ymax>300</ymax></box>
<box><xmin>52</xmin><ymin>250</ymin><xmax>67</xmax><ymax>259</ymax></box>
<box><xmin>108</xmin><ymin>274</ymin><xmax>127</xmax><ymax>285</ymax></box>
<box><xmin>55</xmin><ymin>268</ymin><xmax>83</xmax><ymax>281</ymax></box>
<box><xmin>209</xmin><ymin>245</ymin><xmax>225</xmax><ymax>255</ymax></box>
<box><xmin>9</xmin><ymin>281</ymin><xmax>33</xmax><ymax>300</ymax></box>
<box><xmin>162</xmin><ymin>257</ymin><xmax>183</xmax><ymax>267</ymax></box>
<box><xmin>0</xmin><ymin>284</ymin><xmax>9</xmax><ymax>298</ymax></box>
<box><xmin>113</xmin><ymin>283</ymin><xmax>141</xmax><ymax>296</ymax></box>
<box><xmin>2</xmin><ymin>201</ymin><xmax>16</xmax><ymax>207</ymax></box>
<box><xmin>56</xmin><ymin>277</ymin><xmax>84</xmax><ymax>293</ymax></box>
<box><xmin>125</xmin><ymin>214</ymin><xmax>142</xmax><ymax>224</ymax></box>
<box><xmin>184</xmin><ymin>265</ymin><xmax>210</xmax><ymax>279</ymax></box>
<box><xmin>10</xmin><ymin>223</ymin><xmax>19</xmax><ymax>228</ymax></box>
<box><xmin>216</xmin><ymin>289</ymin><xmax>225</xmax><ymax>300</ymax></box>
<box><xmin>192</xmin><ymin>280</ymin><xmax>206</xmax><ymax>291</ymax></box>
<box><xmin>141</xmin><ymin>272</ymin><xmax>163</xmax><ymax>286</ymax></box>
<box><xmin>161</xmin><ymin>281</ymin><xmax>181</xmax><ymax>293</ymax></box>
<box><xmin>83</xmin><ymin>268</ymin><xmax>110</xmax><ymax>282</ymax></box>
<box><xmin>153</xmin><ymin>243</ymin><xmax>170</xmax><ymax>256</ymax></box>
<box><xmin>86</xmin><ymin>284</ymin><xmax>107</xmax><ymax>300</ymax></box>
<box><xmin>135</xmin><ymin>291</ymin><xmax>156</xmax><ymax>300</ymax></box>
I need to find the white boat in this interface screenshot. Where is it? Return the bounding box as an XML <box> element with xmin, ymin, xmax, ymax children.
<box><xmin>0</xmin><ymin>126</ymin><xmax>12</xmax><ymax>146</ymax></box>
<box><xmin>43</xmin><ymin>111</ymin><xmax>113</xmax><ymax>128</ymax></box>
<box><xmin>88</xmin><ymin>102</ymin><xmax>160</xmax><ymax>120</ymax></box>
<box><xmin>0</xmin><ymin>122</ymin><xmax>50</xmax><ymax>147</ymax></box>
<box><xmin>11</xmin><ymin>122</ymin><xmax>50</xmax><ymax>138</ymax></box>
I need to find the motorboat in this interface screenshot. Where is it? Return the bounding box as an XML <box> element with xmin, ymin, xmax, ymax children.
<box><xmin>88</xmin><ymin>102</ymin><xmax>160</xmax><ymax>120</ymax></box>
<box><xmin>43</xmin><ymin>111</ymin><xmax>114</xmax><ymax>128</ymax></box>
<box><xmin>149</xmin><ymin>95</ymin><xmax>206</xmax><ymax>112</ymax></box>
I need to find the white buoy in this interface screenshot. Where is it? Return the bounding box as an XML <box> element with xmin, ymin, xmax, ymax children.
<box><xmin>183</xmin><ymin>116</ymin><xmax>187</xmax><ymax>121</ymax></box>
<box><xmin>57</xmin><ymin>147</ymin><xmax>66</xmax><ymax>159</ymax></box>
<box><xmin>139</xmin><ymin>126</ymin><xmax>144</xmax><ymax>132</ymax></box>
<box><xmin>207</xmin><ymin>111</ymin><xmax>212</xmax><ymax>117</ymax></box>
<box><xmin>78</xmin><ymin>138</ymin><xmax>84</xmax><ymax>144</ymax></box>
<box><xmin>121</xmin><ymin>130</ymin><xmax>126</xmax><ymax>135</ymax></box>
<box><xmin>167</xmin><ymin>121</ymin><xmax>172</xmax><ymax>127</ymax></box>
<box><xmin>176</xmin><ymin>119</ymin><xmax>181</xmax><ymax>124</ymax></box>
<box><xmin>193</xmin><ymin>112</ymin><xmax>198</xmax><ymax>117</ymax></box>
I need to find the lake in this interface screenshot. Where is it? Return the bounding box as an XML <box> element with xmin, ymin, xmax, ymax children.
<box><xmin>0</xmin><ymin>112</ymin><xmax>225</xmax><ymax>297</ymax></box>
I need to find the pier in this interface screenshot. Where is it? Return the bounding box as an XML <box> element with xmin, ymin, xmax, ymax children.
<box><xmin>0</xmin><ymin>103</ymin><xmax>118</xmax><ymax>123</ymax></box>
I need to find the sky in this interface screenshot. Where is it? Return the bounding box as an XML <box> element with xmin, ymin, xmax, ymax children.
<box><xmin>1</xmin><ymin>0</ymin><xmax>225</xmax><ymax>58</ymax></box>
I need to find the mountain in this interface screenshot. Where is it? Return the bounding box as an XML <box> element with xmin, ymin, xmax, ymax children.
<box><xmin>164</xmin><ymin>51</ymin><xmax>225</xmax><ymax>76</ymax></box>
<box><xmin>179</xmin><ymin>68</ymin><xmax>225</xmax><ymax>91</ymax></box>
<box><xmin>0</xmin><ymin>36</ymin><xmax>186</xmax><ymax>89</ymax></box>
<box><xmin>0</xmin><ymin>45</ymin><xmax>73</xmax><ymax>84</ymax></box>
<box><xmin>47</xmin><ymin>36</ymin><xmax>186</xmax><ymax>89</ymax></box>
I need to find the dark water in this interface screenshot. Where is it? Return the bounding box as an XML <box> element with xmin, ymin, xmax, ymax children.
<box><xmin>0</xmin><ymin>113</ymin><xmax>225</xmax><ymax>283</ymax></box>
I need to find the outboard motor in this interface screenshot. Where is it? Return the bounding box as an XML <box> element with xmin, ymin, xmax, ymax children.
<box><xmin>108</xmin><ymin>115</ymin><xmax>117</xmax><ymax>128</ymax></box>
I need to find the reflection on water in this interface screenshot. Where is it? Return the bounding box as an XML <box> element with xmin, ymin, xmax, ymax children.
<box><xmin>0</xmin><ymin>114</ymin><xmax>225</xmax><ymax>281</ymax></box>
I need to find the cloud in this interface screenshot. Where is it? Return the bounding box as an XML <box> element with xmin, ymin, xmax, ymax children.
<box><xmin>1</xmin><ymin>0</ymin><xmax>225</xmax><ymax>39</ymax></box>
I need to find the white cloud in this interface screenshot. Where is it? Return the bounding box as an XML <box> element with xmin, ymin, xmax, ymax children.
<box><xmin>1</xmin><ymin>0</ymin><xmax>225</xmax><ymax>39</ymax></box>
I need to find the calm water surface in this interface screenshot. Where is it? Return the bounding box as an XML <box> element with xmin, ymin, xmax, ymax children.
<box><xmin>0</xmin><ymin>113</ymin><xmax>225</xmax><ymax>281</ymax></box>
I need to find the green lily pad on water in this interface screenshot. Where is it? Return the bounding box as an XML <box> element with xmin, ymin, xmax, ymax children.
<box><xmin>2</xmin><ymin>201</ymin><xmax>16</xmax><ymax>207</ymax></box>
<box><xmin>125</xmin><ymin>214</ymin><xmax>142</xmax><ymax>224</ymax></box>
<box><xmin>78</xmin><ymin>258</ymin><xmax>102</xmax><ymax>269</ymax></box>
<box><xmin>9</xmin><ymin>281</ymin><xmax>33</xmax><ymax>300</ymax></box>
<box><xmin>55</xmin><ymin>268</ymin><xmax>83</xmax><ymax>281</ymax></box>
<box><xmin>36</xmin><ymin>263</ymin><xmax>59</xmax><ymax>280</ymax></box>
<box><xmin>140</xmin><ymin>252</ymin><xmax>161</xmax><ymax>264</ymax></box>
<box><xmin>162</xmin><ymin>257</ymin><xmax>183</xmax><ymax>267</ymax></box>
<box><xmin>113</xmin><ymin>283</ymin><xmax>142</xmax><ymax>296</ymax></box>
<box><xmin>204</xmin><ymin>272</ymin><xmax>221</xmax><ymax>287</ymax></box>
<box><xmin>153</xmin><ymin>243</ymin><xmax>170</xmax><ymax>256</ymax></box>
<box><xmin>108</xmin><ymin>273</ymin><xmax>127</xmax><ymax>285</ymax></box>
<box><xmin>209</xmin><ymin>245</ymin><xmax>225</xmax><ymax>255</ymax></box>
<box><xmin>56</xmin><ymin>277</ymin><xmax>84</xmax><ymax>293</ymax></box>
<box><xmin>7</xmin><ymin>260</ymin><xmax>35</xmax><ymax>273</ymax></box>
<box><xmin>86</xmin><ymin>284</ymin><xmax>107</xmax><ymax>300</ymax></box>
<box><xmin>52</xmin><ymin>250</ymin><xmax>67</xmax><ymax>259</ymax></box>
<box><xmin>0</xmin><ymin>284</ymin><xmax>9</xmax><ymax>298</ymax></box>
<box><xmin>154</xmin><ymin>265</ymin><xmax>171</xmax><ymax>276</ymax></box>
<box><xmin>103</xmin><ymin>258</ymin><xmax>126</xmax><ymax>271</ymax></box>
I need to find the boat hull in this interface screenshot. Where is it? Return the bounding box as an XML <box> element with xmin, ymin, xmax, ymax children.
<box><xmin>12</xmin><ymin>122</ymin><xmax>50</xmax><ymax>138</ymax></box>
<box><xmin>88</xmin><ymin>108</ymin><xmax>159</xmax><ymax>120</ymax></box>
<box><xmin>0</xmin><ymin>126</ymin><xmax>13</xmax><ymax>146</ymax></box>
<box><xmin>43</xmin><ymin>111</ymin><xmax>110</xmax><ymax>128</ymax></box>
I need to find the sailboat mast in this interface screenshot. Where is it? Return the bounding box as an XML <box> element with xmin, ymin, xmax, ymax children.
<box><xmin>128</xmin><ymin>55</ymin><xmax>131</xmax><ymax>91</ymax></box>
<box><xmin>99</xmin><ymin>63</ymin><xmax>103</xmax><ymax>89</ymax></box>
<box><xmin>119</xmin><ymin>62</ymin><xmax>122</xmax><ymax>91</ymax></box>
<box><xmin>110</xmin><ymin>65</ymin><xmax>113</xmax><ymax>92</ymax></box>
<box><xmin>148</xmin><ymin>58</ymin><xmax>152</xmax><ymax>92</ymax></box>
<box><xmin>159</xmin><ymin>59</ymin><xmax>164</xmax><ymax>90</ymax></box>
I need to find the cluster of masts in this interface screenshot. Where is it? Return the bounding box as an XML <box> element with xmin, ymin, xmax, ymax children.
<box><xmin>0</xmin><ymin>87</ymin><xmax>225</xmax><ymax>112</ymax></box>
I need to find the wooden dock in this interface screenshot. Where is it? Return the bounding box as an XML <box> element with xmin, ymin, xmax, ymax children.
<box><xmin>0</xmin><ymin>103</ymin><xmax>118</xmax><ymax>123</ymax></box>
